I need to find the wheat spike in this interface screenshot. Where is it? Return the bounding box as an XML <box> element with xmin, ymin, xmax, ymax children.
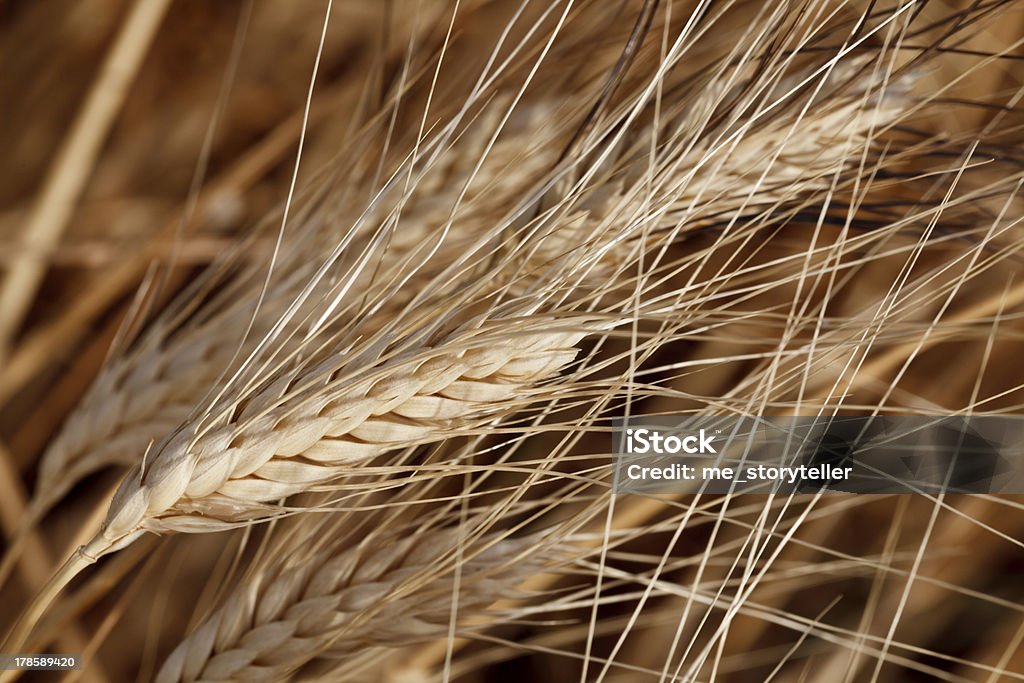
<box><xmin>155</xmin><ymin>523</ymin><xmax>557</xmax><ymax>683</ymax></box>
<box><xmin>41</xmin><ymin>47</ymin><xmax>912</xmax><ymax>571</ymax></box>
<box><xmin>94</xmin><ymin>319</ymin><xmax>585</xmax><ymax>548</ymax></box>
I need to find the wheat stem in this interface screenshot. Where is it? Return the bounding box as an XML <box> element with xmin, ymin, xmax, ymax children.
<box><xmin>0</xmin><ymin>536</ymin><xmax>108</xmax><ymax>672</ymax></box>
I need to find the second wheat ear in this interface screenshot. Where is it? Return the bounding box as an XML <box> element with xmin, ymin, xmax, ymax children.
<box><xmin>154</xmin><ymin>522</ymin><xmax>563</xmax><ymax>683</ymax></box>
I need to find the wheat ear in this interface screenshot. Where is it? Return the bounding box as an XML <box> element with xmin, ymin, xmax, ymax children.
<box><xmin>94</xmin><ymin>319</ymin><xmax>584</xmax><ymax>542</ymax></box>
<box><xmin>155</xmin><ymin>526</ymin><xmax>555</xmax><ymax>682</ymax></box>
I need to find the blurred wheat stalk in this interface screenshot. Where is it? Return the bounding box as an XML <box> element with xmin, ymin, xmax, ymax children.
<box><xmin>1</xmin><ymin>0</ymin><xmax>1023</xmax><ymax>681</ymax></box>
